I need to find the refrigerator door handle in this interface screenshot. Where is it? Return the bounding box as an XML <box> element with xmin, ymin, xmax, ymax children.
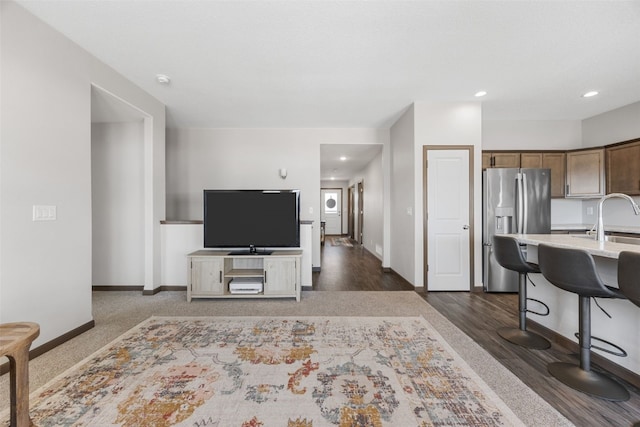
<box><xmin>516</xmin><ymin>173</ymin><xmax>524</xmax><ymax>234</ymax></box>
<box><xmin>522</xmin><ymin>172</ymin><xmax>529</xmax><ymax>234</ymax></box>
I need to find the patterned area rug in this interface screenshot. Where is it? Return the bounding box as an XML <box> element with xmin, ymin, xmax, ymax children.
<box><xmin>21</xmin><ymin>317</ymin><xmax>524</xmax><ymax>426</ymax></box>
<box><xmin>331</xmin><ymin>237</ymin><xmax>353</xmax><ymax>247</ymax></box>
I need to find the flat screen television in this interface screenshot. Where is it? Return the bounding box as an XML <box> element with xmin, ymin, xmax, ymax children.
<box><xmin>203</xmin><ymin>190</ymin><xmax>300</xmax><ymax>254</ymax></box>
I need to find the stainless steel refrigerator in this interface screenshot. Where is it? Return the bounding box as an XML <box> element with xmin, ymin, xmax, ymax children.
<box><xmin>483</xmin><ymin>168</ymin><xmax>551</xmax><ymax>292</ymax></box>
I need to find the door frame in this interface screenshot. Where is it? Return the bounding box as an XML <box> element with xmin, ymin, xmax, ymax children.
<box><xmin>320</xmin><ymin>187</ymin><xmax>343</xmax><ymax>235</ymax></box>
<box><xmin>423</xmin><ymin>145</ymin><xmax>474</xmax><ymax>291</ymax></box>
<box><xmin>357</xmin><ymin>181</ymin><xmax>364</xmax><ymax>244</ymax></box>
<box><xmin>347</xmin><ymin>185</ymin><xmax>355</xmax><ymax>240</ymax></box>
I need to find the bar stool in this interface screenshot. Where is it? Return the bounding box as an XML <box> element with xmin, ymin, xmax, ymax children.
<box><xmin>0</xmin><ymin>322</ymin><xmax>40</xmax><ymax>427</ymax></box>
<box><xmin>618</xmin><ymin>251</ymin><xmax>640</xmax><ymax>427</ymax></box>
<box><xmin>492</xmin><ymin>235</ymin><xmax>550</xmax><ymax>349</ymax></box>
<box><xmin>537</xmin><ymin>244</ymin><xmax>629</xmax><ymax>401</ymax></box>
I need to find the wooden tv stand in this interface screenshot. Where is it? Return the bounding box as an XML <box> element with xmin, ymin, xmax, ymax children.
<box><xmin>187</xmin><ymin>250</ymin><xmax>302</xmax><ymax>302</ymax></box>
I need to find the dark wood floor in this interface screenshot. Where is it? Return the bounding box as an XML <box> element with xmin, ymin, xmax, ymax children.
<box><xmin>312</xmin><ymin>237</ymin><xmax>640</xmax><ymax>427</ymax></box>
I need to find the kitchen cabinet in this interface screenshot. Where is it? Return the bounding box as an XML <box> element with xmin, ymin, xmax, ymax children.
<box><xmin>520</xmin><ymin>153</ymin><xmax>543</xmax><ymax>168</ymax></box>
<box><xmin>482</xmin><ymin>152</ymin><xmax>520</xmax><ymax>169</ymax></box>
<box><xmin>606</xmin><ymin>139</ymin><xmax>640</xmax><ymax>195</ymax></box>
<box><xmin>496</xmin><ymin>151</ymin><xmax>565</xmax><ymax>198</ymax></box>
<box><xmin>543</xmin><ymin>153</ymin><xmax>566</xmax><ymax>198</ymax></box>
<box><xmin>566</xmin><ymin>148</ymin><xmax>605</xmax><ymax>198</ymax></box>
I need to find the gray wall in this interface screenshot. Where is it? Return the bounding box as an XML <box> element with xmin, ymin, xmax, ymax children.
<box><xmin>483</xmin><ymin>119</ymin><xmax>582</xmax><ymax>150</ymax></box>
<box><xmin>0</xmin><ymin>2</ymin><xmax>165</xmax><ymax>347</ymax></box>
<box><xmin>357</xmin><ymin>150</ymin><xmax>384</xmax><ymax>259</ymax></box>
<box><xmin>165</xmin><ymin>128</ymin><xmax>388</xmax><ymax>268</ymax></box>
<box><xmin>582</xmin><ymin>101</ymin><xmax>640</xmax><ymax>147</ymax></box>
<box><xmin>389</xmin><ymin>105</ymin><xmax>416</xmax><ymax>283</ymax></box>
<box><xmin>92</xmin><ymin>122</ymin><xmax>145</xmax><ymax>286</ymax></box>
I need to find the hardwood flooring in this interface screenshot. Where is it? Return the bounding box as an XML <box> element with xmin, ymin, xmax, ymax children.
<box><xmin>313</xmin><ymin>238</ymin><xmax>640</xmax><ymax>427</ymax></box>
<box><xmin>312</xmin><ymin>236</ymin><xmax>414</xmax><ymax>291</ymax></box>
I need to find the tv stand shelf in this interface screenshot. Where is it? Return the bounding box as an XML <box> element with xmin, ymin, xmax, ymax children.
<box><xmin>226</xmin><ymin>269</ymin><xmax>263</xmax><ymax>277</ymax></box>
<box><xmin>187</xmin><ymin>250</ymin><xmax>302</xmax><ymax>302</ymax></box>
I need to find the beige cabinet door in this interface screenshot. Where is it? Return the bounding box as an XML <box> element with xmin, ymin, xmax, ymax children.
<box><xmin>606</xmin><ymin>141</ymin><xmax>640</xmax><ymax>195</ymax></box>
<box><xmin>543</xmin><ymin>153</ymin><xmax>566</xmax><ymax>198</ymax></box>
<box><xmin>483</xmin><ymin>152</ymin><xmax>521</xmax><ymax>168</ymax></box>
<box><xmin>482</xmin><ymin>153</ymin><xmax>492</xmax><ymax>170</ymax></box>
<box><xmin>264</xmin><ymin>258</ymin><xmax>296</xmax><ymax>295</ymax></box>
<box><xmin>492</xmin><ymin>152</ymin><xmax>521</xmax><ymax>168</ymax></box>
<box><xmin>566</xmin><ymin>148</ymin><xmax>605</xmax><ymax>198</ymax></box>
<box><xmin>190</xmin><ymin>257</ymin><xmax>224</xmax><ymax>298</ymax></box>
<box><xmin>520</xmin><ymin>153</ymin><xmax>543</xmax><ymax>168</ymax></box>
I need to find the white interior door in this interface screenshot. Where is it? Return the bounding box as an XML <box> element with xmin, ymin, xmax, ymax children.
<box><xmin>427</xmin><ymin>149</ymin><xmax>470</xmax><ymax>291</ymax></box>
<box><xmin>321</xmin><ymin>189</ymin><xmax>342</xmax><ymax>235</ymax></box>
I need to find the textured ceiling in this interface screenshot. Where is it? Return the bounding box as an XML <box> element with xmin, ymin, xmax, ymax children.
<box><xmin>16</xmin><ymin>1</ymin><xmax>640</xmax><ymax>130</ymax></box>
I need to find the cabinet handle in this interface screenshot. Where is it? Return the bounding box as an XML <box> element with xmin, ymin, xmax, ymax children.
<box><xmin>264</xmin><ymin>271</ymin><xmax>267</xmax><ymax>283</ymax></box>
<box><xmin>219</xmin><ymin>271</ymin><xmax>222</xmax><ymax>282</ymax></box>
<box><xmin>566</xmin><ymin>184</ymin><xmax>569</xmax><ymax>195</ymax></box>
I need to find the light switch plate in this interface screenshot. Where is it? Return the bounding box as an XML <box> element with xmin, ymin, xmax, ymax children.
<box><xmin>33</xmin><ymin>205</ymin><xmax>56</xmax><ymax>221</ymax></box>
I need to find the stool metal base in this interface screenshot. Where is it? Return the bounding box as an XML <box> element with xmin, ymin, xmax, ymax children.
<box><xmin>548</xmin><ymin>362</ymin><xmax>630</xmax><ymax>401</ymax></box>
<box><xmin>497</xmin><ymin>327</ymin><xmax>551</xmax><ymax>350</ymax></box>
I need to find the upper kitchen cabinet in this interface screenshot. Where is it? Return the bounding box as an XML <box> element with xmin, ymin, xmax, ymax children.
<box><xmin>508</xmin><ymin>152</ymin><xmax>566</xmax><ymax>198</ymax></box>
<box><xmin>520</xmin><ymin>153</ymin><xmax>543</xmax><ymax>168</ymax></box>
<box><xmin>543</xmin><ymin>153</ymin><xmax>566</xmax><ymax>198</ymax></box>
<box><xmin>565</xmin><ymin>148</ymin><xmax>605</xmax><ymax>198</ymax></box>
<box><xmin>483</xmin><ymin>152</ymin><xmax>521</xmax><ymax>169</ymax></box>
<box><xmin>606</xmin><ymin>139</ymin><xmax>640</xmax><ymax>195</ymax></box>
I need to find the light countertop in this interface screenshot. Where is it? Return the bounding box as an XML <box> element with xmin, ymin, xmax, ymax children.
<box><xmin>551</xmin><ymin>223</ymin><xmax>640</xmax><ymax>234</ymax></box>
<box><xmin>510</xmin><ymin>233</ymin><xmax>640</xmax><ymax>259</ymax></box>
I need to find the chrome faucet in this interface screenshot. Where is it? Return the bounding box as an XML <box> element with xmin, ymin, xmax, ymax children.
<box><xmin>596</xmin><ymin>193</ymin><xmax>640</xmax><ymax>242</ymax></box>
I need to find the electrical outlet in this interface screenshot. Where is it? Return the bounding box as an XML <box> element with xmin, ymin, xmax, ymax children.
<box><xmin>586</xmin><ymin>207</ymin><xmax>594</xmax><ymax>215</ymax></box>
<box><xmin>33</xmin><ymin>205</ymin><xmax>56</xmax><ymax>221</ymax></box>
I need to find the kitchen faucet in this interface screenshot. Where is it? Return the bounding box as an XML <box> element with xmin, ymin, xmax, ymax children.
<box><xmin>596</xmin><ymin>193</ymin><xmax>640</xmax><ymax>242</ymax></box>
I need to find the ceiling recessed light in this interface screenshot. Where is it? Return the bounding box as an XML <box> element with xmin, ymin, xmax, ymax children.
<box><xmin>475</xmin><ymin>91</ymin><xmax>487</xmax><ymax>97</ymax></box>
<box><xmin>156</xmin><ymin>74</ymin><xmax>171</xmax><ymax>85</ymax></box>
<box><xmin>340</xmin><ymin>156</ymin><xmax>347</xmax><ymax>161</ymax></box>
<box><xmin>582</xmin><ymin>91</ymin><xmax>599</xmax><ymax>98</ymax></box>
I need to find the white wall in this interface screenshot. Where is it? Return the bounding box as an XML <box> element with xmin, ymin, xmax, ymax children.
<box><xmin>581</xmin><ymin>101</ymin><xmax>640</xmax><ymax>148</ymax></box>
<box><xmin>483</xmin><ymin>120</ymin><xmax>582</xmax><ymax>150</ymax></box>
<box><xmin>356</xmin><ymin>150</ymin><xmax>384</xmax><ymax>259</ymax></box>
<box><xmin>482</xmin><ymin>119</ymin><xmax>585</xmax><ymax>226</ymax></box>
<box><xmin>389</xmin><ymin>105</ymin><xmax>416</xmax><ymax>284</ymax></box>
<box><xmin>0</xmin><ymin>2</ymin><xmax>165</xmax><ymax>347</ymax></box>
<box><xmin>92</xmin><ymin>122</ymin><xmax>145</xmax><ymax>286</ymax></box>
<box><xmin>414</xmin><ymin>102</ymin><xmax>483</xmax><ymax>288</ymax></box>
<box><xmin>165</xmin><ymin>128</ymin><xmax>388</xmax><ymax>268</ymax></box>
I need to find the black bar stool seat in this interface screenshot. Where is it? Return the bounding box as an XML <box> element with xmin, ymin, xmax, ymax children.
<box><xmin>538</xmin><ymin>244</ymin><xmax>629</xmax><ymax>402</ymax></box>
<box><xmin>492</xmin><ymin>235</ymin><xmax>550</xmax><ymax>349</ymax></box>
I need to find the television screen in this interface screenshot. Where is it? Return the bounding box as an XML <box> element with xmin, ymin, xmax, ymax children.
<box><xmin>203</xmin><ymin>190</ymin><xmax>300</xmax><ymax>250</ymax></box>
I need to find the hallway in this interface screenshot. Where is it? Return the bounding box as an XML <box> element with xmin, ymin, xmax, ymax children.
<box><xmin>312</xmin><ymin>236</ymin><xmax>414</xmax><ymax>291</ymax></box>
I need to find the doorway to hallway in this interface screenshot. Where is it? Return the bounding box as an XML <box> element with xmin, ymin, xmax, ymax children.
<box><xmin>321</xmin><ymin>188</ymin><xmax>342</xmax><ymax>235</ymax></box>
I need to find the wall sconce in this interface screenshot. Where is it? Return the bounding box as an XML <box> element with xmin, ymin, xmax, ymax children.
<box><xmin>279</xmin><ymin>168</ymin><xmax>287</xmax><ymax>179</ymax></box>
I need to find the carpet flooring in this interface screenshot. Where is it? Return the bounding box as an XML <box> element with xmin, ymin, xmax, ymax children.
<box><xmin>0</xmin><ymin>291</ymin><xmax>572</xmax><ymax>426</ymax></box>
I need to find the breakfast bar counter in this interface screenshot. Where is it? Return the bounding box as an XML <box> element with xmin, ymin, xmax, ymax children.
<box><xmin>508</xmin><ymin>233</ymin><xmax>640</xmax><ymax>379</ymax></box>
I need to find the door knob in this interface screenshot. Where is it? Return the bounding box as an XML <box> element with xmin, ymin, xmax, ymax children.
<box><xmin>463</xmin><ymin>225</ymin><xmax>469</xmax><ymax>230</ymax></box>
